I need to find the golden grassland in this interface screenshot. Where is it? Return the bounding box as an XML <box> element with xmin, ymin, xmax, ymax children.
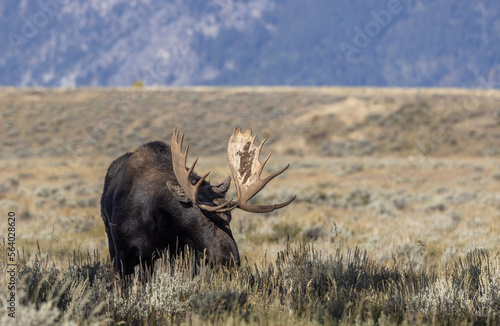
<box><xmin>0</xmin><ymin>87</ymin><xmax>499</xmax><ymax>324</ymax></box>
<box><xmin>1</xmin><ymin>154</ymin><xmax>499</xmax><ymax>269</ymax></box>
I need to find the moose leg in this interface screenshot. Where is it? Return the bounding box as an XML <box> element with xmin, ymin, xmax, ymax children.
<box><xmin>104</xmin><ymin>226</ymin><xmax>116</xmax><ymax>260</ymax></box>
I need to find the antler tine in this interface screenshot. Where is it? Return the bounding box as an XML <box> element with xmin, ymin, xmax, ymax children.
<box><xmin>227</xmin><ymin>128</ymin><xmax>295</xmax><ymax>213</ymax></box>
<box><xmin>193</xmin><ymin>171</ymin><xmax>209</xmax><ymax>194</ymax></box>
<box><xmin>171</xmin><ymin>128</ymin><xmax>233</xmax><ymax>212</ymax></box>
<box><xmin>260</xmin><ymin>163</ymin><xmax>289</xmax><ymax>191</ymax></box>
<box><xmin>237</xmin><ymin>195</ymin><xmax>297</xmax><ymax>213</ymax></box>
<box><xmin>254</xmin><ymin>140</ymin><xmax>269</xmax><ymax>178</ymax></box>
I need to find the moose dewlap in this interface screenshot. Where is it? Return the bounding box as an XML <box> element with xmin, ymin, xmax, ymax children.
<box><xmin>100</xmin><ymin>128</ymin><xmax>295</xmax><ymax>276</ymax></box>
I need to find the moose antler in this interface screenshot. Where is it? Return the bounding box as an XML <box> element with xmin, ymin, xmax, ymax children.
<box><xmin>171</xmin><ymin>129</ymin><xmax>232</xmax><ymax>211</ymax></box>
<box><xmin>227</xmin><ymin>129</ymin><xmax>296</xmax><ymax>213</ymax></box>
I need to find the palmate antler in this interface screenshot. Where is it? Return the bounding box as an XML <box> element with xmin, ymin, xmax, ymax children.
<box><xmin>226</xmin><ymin>129</ymin><xmax>296</xmax><ymax>213</ymax></box>
<box><xmin>170</xmin><ymin>128</ymin><xmax>295</xmax><ymax>213</ymax></box>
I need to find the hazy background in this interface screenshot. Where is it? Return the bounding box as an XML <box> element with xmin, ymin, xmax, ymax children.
<box><xmin>2</xmin><ymin>0</ymin><xmax>500</xmax><ymax>88</ymax></box>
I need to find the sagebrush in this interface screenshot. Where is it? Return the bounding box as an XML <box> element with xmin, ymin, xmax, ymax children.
<box><xmin>1</xmin><ymin>243</ymin><xmax>499</xmax><ymax>325</ymax></box>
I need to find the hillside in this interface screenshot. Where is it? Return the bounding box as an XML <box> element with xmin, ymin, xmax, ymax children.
<box><xmin>2</xmin><ymin>1</ymin><xmax>500</xmax><ymax>87</ymax></box>
<box><xmin>1</xmin><ymin>87</ymin><xmax>500</xmax><ymax>160</ymax></box>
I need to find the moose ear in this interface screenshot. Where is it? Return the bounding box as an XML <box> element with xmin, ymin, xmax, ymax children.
<box><xmin>166</xmin><ymin>181</ymin><xmax>190</xmax><ymax>203</ymax></box>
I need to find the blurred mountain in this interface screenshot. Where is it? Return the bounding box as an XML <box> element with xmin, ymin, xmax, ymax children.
<box><xmin>1</xmin><ymin>0</ymin><xmax>499</xmax><ymax>87</ymax></box>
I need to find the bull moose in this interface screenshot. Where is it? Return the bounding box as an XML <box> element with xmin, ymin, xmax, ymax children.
<box><xmin>100</xmin><ymin>128</ymin><xmax>295</xmax><ymax>275</ymax></box>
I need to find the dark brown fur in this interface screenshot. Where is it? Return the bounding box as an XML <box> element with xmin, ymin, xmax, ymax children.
<box><xmin>100</xmin><ymin>141</ymin><xmax>239</xmax><ymax>276</ymax></box>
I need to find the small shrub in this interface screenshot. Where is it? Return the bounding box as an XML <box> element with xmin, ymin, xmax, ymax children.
<box><xmin>191</xmin><ymin>290</ymin><xmax>248</xmax><ymax>320</ymax></box>
<box><xmin>132</xmin><ymin>80</ymin><xmax>144</xmax><ymax>88</ymax></box>
<box><xmin>425</xmin><ymin>201</ymin><xmax>446</xmax><ymax>212</ymax></box>
<box><xmin>392</xmin><ymin>196</ymin><xmax>406</xmax><ymax>210</ymax></box>
<box><xmin>302</xmin><ymin>225</ymin><xmax>324</xmax><ymax>241</ymax></box>
<box><xmin>343</xmin><ymin>188</ymin><xmax>371</xmax><ymax>207</ymax></box>
<box><xmin>269</xmin><ymin>222</ymin><xmax>302</xmax><ymax>242</ymax></box>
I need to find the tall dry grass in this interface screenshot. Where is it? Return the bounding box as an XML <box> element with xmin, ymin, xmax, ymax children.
<box><xmin>1</xmin><ymin>242</ymin><xmax>499</xmax><ymax>325</ymax></box>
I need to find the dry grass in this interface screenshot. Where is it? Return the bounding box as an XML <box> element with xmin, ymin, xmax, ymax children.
<box><xmin>1</xmin><ymin>244</ymin><xmax>499</xmax><ymax>325</ymax></box>
<box><xmin>0</xmin><ymin>87</ymin><xmax>499</xmax><ymax>324</ymax></box>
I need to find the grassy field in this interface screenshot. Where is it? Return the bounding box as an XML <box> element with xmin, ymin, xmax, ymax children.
<box><xmin>0</xmin><ymin>87</ymin><xmax>499</xmax><ymax>325</ymax></box>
